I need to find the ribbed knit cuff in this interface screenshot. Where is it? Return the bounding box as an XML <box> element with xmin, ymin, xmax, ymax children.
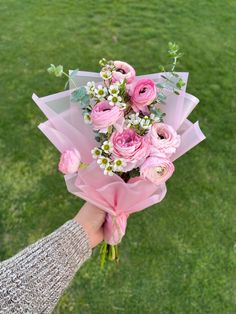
<box><xmin>60</xmin><ymin>220</ymin><xmax>92</xmax><ymax>265</ymax></box>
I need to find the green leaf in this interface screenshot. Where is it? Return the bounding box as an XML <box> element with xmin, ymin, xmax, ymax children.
<box><xmin>177</xmin><ymin>52</ymin><xmax>184</xmax><ymax>58</ymax></box>
<box><xmin>161</xmin><ymin>74</ymin><xmax>167</xmax><ymax>80</ymax></box>
<box><xmin>157</xmin><ymin>92</ymin><xmax>167</xmax><ymax>100</ymax></box>
<box><xmin>156</xmin><ymin>82</ymin><xmax>166</xmax><ymax>89</ymax></box>
<box><xmin>159</xmin><ymin>65</ymin><xmax>165</xmax><ymax>72</ymax></box>
<box><xmin>54</xmin><ymin>65</ymin><xmax>63</xmax><ymax>77</ymax></box>
<box><xmin>99</xmin><ymin>58</ymin><xmax>107</xmax><ymax>66</ymax></box>
<box><xmin>128</xmin><ymin>168</ymin><xmax>140</xmax><ymax>179</ymax></box>
<box><xmin>150</xmin><ymin>108</ymin><xmax>166</xmax><ymax>121</ymax></box>
<box><xmin>168</xmin><ymin>42</ymin><xmax>179</xmax><ymax>54</ymax></box>
<box><xmin>47</xmin><ymin>64</ymin><xmax>55</xmax><ymax>74</ymax></box>
<box><xmin>72</xmin><ymin>87</ymin><xmax>87</xmax><ymax>101</ymax></box>
<box><xmin>176</xmin><ymin>78</ymin><xmax>186</xmax><ymax>89</ymax></box>
<box><xmin>47</xmin><ymin>64</ymin><xmax>64</xmax><ymax>77</ymax></box>
<box><xmin>81</xmin><ymin>94</ymin><xmax>90</xmax><ymax>105</ymax></box>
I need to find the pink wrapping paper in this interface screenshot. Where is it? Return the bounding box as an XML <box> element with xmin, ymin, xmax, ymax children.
<box><xmin>32</xmin><ymin>72</ymin><xmax>205</xmax><ymax>245</ymax></box>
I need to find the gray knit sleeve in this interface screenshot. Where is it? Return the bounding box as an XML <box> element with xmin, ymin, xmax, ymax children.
<box><xmin>0</xmin><ymin>220</ymin><xmax>92</xmax><ymax>313</ymax></box>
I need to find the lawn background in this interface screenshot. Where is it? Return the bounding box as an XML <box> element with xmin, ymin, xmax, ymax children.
<box><xmin>0</xmin><ymin>0</ymin><xmax>236</xmax><ymax>313</ymax></box>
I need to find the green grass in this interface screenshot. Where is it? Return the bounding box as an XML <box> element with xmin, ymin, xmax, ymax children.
<box><xmin>0</xmin><ymin>0</ymin><xmax>236</xmax><ymax>313</ymax></box>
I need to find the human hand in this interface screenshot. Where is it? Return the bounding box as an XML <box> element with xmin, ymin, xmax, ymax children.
<box><xmin>74</xmin><ymin>202</ymin><xmax>106</xmax><ymax>248</ymax></box>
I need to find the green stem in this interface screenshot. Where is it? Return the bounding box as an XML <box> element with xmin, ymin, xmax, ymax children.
<box><xmin>63</xmin><ymin>71</ymin><xmax>77</xmax><ymax>89</ymax></box>
<box><xmin>115</xmin><ymin>245</ymin><xmax>119</xmax><ymax>261</ymax></box>
<box><xmin>99</xmin><ymin>242</ymin><xmax>119</xmax><ymax>268</ymax></box>
<box><xmin>171</xmin><ymin>56</ymin><xmax>177</xmax><ymax>73</ymax></box>
<box><xmin>100</xmin><ymin>242</ymin><xmax>108</xmax><ymax>269</ymax></box>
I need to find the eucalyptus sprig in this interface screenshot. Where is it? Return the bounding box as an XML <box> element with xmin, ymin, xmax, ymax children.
<box><xmin>47</xmin><ymin>64</ymin><xmax>78</xmax><ymax>89</ymax></box>
<box><xmin>158</xmin><ymin>42</ymin><xmax>186</xmax><ymax>96</ymax></box>
<box><xmin>71</xmin><ymin>86</ymin><xmax>90</xmax><ymax>107</ymax></box>
<box><xmin>167</xmin><ymin>42</ymin><xmax>184</xmax><ymax>73</ymax></box>
<box><xmin>150</xmin><ymin>107</ymin><xmax>166</xmax><ymax>121</ymax></box>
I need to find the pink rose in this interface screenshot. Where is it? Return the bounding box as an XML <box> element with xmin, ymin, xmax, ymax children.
<box><xmin>58</xmin><ymin>148</ymin><xmax>81</xmax><ymax>174</ymax></box>
<box><xmin>91</xmin><ymin>100</ymin><xmax>123</xmax><ymax>130</ymax></box>
<box><xmin>140</xmin><ymin>156</ymin><xmax>174</xmax><ymax>185</ymax></box>
<box><xmin>111</xmin><ymin>128</ymin><xmax>150</xmax><ymax>170</ymax></box>
<box><xmin>128</xmin><ymin>78</ymin><xmax>157</xmax><ymax>113</ymax></box>
<box><xmin>149</xmin><ymin>123</ymin><xmax>181</xmax><ymax>157</ymax></box>
<box><xmin>112</xmin><ymin>61</ymin><xmax>136</xmax><ymax>84</ymax></box>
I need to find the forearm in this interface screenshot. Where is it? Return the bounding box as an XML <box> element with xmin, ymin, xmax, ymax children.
<box><xmin>0</xmin><ymin>220</ymin><xmax>91</xmax><ymax>314</ymax></box>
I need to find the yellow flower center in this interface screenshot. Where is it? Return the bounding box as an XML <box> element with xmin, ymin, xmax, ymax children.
<box><xmin>102</xmin><ymin>159</ymin><xmax>108</xmax><ymax>165</ymax></box>
<box><xmin>155</xmin><ymin>166</ymin><xmax>164</xmax><ymax>176</ymax></box>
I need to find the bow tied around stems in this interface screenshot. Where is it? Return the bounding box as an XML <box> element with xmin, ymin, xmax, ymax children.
<box><xmin>103</xmin><ymin>211</ymin><xmax>129</xmax><ymax>245</ymax></box>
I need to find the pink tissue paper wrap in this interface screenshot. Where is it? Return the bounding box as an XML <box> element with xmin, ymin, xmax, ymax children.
<box><xmin>32</xmin><ymin>71</ymin><xmax>205</xmax><ymax>245</ymax></box>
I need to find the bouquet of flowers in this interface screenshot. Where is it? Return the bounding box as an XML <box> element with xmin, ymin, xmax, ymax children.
<box><xmin>32</xmin><ymin>43</ymin><xmax>205</xmax><ymax>266</ymax></box>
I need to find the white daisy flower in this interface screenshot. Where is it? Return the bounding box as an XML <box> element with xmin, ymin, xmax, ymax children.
<box><xmin>91</xmin><ymin>147</ymin><xmax>102</xmax><ymax>159</ymax></box>
<box><xmin>101</xmin><ymin>141</ymin><xmax>113</xmax><ymax>153</ymax></box>
<box><xmin>150</xmin><ymin>113</ymin><xmax>161</xmax><ymax>123</ymax></box>
<box><xmin>100</xmin><ymin>70</ymin><xmax>112</xmax><ymax>80</ymax></box>
<box><xmin>150</xmin><ymin>113</ymin><xmax>155</xmax><ymax>120</ymax></box>
<box><xmin>85</xmin><ymin>81</ymin><xmax>95</xmax><ymax>95</ymax></box>
<box><xmin>104</xmin><ymin>164</ymin><xmax>114</xmax><ymax>176</ymax></box>
<box><xmin>128</xmin><ymin>113</ymin><xmax>141</xmax><ymax>125</ymax></box>
<box><xmin>95</xmin><ymin>85</ymin><xmax>108</xmax><ymax>99</ymax></box>
<box><xmin>140</xmin><ymin>116</ymin><xmax>151</xmax><ymax>129</ymax></box>
<box><xmin>108</xmin><ymin>95</ymin><xmax>122</xmax><ymax>106</ymax></box>
<box><xmin>83</xmin><ymin>113</ymin><xmax>91</xmax><ymax>124</ymax></box>
<box><xmin>113</xmin><ymin>158</ymin><xmax>127</xmax><ymax>172</ymax></box>
<box><xmin>97</xmin><ymin>156</ymin><xmax>110</xmax><ymax>169</ymax></box>
<box><xmin>109</xmin><ymin>84</ymin><xmax>120</xmax><ymax>95</ymax></box>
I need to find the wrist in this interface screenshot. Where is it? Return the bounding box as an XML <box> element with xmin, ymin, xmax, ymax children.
<box><xmin>74</xmin><ymin>216</ymin><xmax>93</xmax><ymax>248</ymax></box>
<box><xmin>73</xmin><ymin>202</ymin><xmax>105</xmax><ymax>248</ymax></box>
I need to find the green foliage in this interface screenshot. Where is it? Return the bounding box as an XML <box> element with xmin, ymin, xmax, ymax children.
<box><xmin>150</xmin><ymin>108</ymin><xmax>166</xmax><ymax>121</ymax></box>
<box><xmin>128</xmin><ymin>167</ymin><xmax>140</xmax><ymax>178</ymax></box>
<box><xmin>158</xmin><ymin>42</ymin><xmax>186</xmax><ymax>97</ymax></box>
<box><xmin>99</xmin><ymin>58</ymin><xmax>108</xmax><ymax>67</ymax></box>
<box><xmin>47</xmin><ymin>64</ymin><xmax>64</xmax><ymax>77</ymax></box>
<box><xmin>48</xmin><ymin>65</ymin><xmax>78</xmax><ymax>90</ymax></box>
<box><xmin>168</xmin><ymin>42</ymin><xmax>184</xmax><ymax>63</ymax></box>
<box><xmin>0</xmin><ymin>1</ymin><xmax>236</xmax><ymax>313</ymax></box>
<box><xmin>94</xmin><ymin>131</ymin><xmax>107</xmax><ymax>144</ymax></box>
<box><xmin>72</xmin><ymin>87</ymin><xmax>90</xmax><ymax>107</ymax></box>
<box><xmin>72</xmin><ymin>87</ymin><xmax>86</xmax><ymax>100</ymax></box>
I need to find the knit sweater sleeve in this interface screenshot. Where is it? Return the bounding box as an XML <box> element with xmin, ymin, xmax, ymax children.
<box><xmin>0</xmin><ymin>220</ymin><xmax>92</xmax><ymax>314</ymax></box>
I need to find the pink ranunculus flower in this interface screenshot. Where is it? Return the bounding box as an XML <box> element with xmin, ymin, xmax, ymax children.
<box><xmin>149</xmin><ymin>123</ymin><xmax>181</xmax><ymax>158</ymax></box>
<box><xmin>127</xmin><ymin>78</ymin><xmax>157</xmax><ymax>113</ymax></box>
<box><xmin>112</xmin><ymin>61</ymin><xmax>136</xmax><ymax>84</ymax></box>
<box><xmin>140</xmin><ymin>156</ymin><xmax>175</xmax><ymax>185</ymax></box>
<box><xmin>110</xmin><ymin>128</ymin><xmax>150</xmax><ymax>170</ymax></box>
<box><xmin>91</xmin><ymin>100</ymin><xmax>123</xmax><ymax>130</ymax></box>
<box><xmin>58</xmin><ymin>148</ymin><xmax>81</xmax><ymax>174</ymax></box>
